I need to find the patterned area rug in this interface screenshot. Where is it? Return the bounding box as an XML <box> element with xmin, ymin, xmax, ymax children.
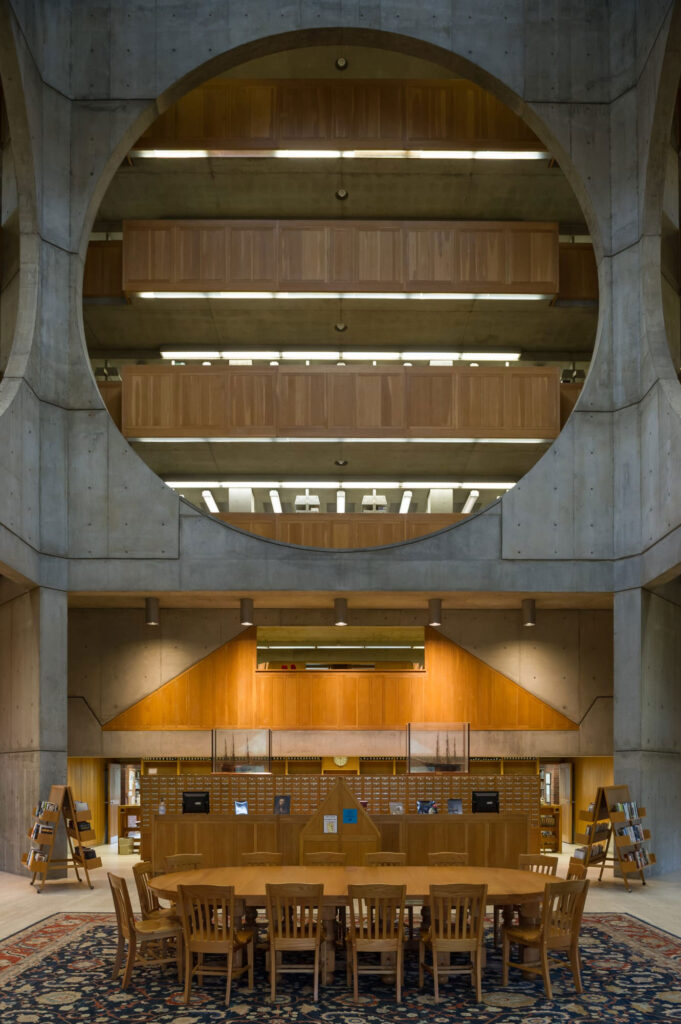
<box><xmin>0</xmin><ymin>913</ymin><xmax>680</xmax><ymax>1022</ymax></box>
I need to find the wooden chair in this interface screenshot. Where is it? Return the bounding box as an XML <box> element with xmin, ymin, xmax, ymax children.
<box><xmin>176</xmin><ymin>884</ymin><xmax>254</xmax><ymax>1007</ymax></box>
<box><xmin>364</xmin><ymin>851</ymin><xmax>406</xmax><ymax>866</ymax></box>
<box><xmin>164</xmin><ymin>852</ymin><xmax>204</xmax><ymax>873</ymax></box>
<box><xmin>419</xmin><ymin>883</ymin><xmax>487</xmax><ymax>1003</ymax></box>
<box><xmin>428</xmin><ymin>851</ymin><xmax>469</xmax><ymax>865</ymax></box>
<box><xmin>266</xmin><ymin>882</ymin><xmax>325</xmax><ymax>1002</ymax></box>
<box><xmin>132</xmin><ymin>861</ymin><xmax>178</xmax><ymax>921</ymax></box>
<box><xmin>567</xmin><ymin>857</ymin><xmax>587</xmax><ymax>880</ymax></box>
<box><xmin>304</xmin><ymin>851</ymin><xmax>347</xmax><ymax>865</ymax></box>
<box><xmin>502</xmin><ymin>878</ymin><xmax>589</xmax><ymax>999</ymax></box>
<box><xmin>346</xmin><ymin>884</ymin><xmax>406</xmax><ymax>1003</ymax></box>
<box><xmin>493</xmin><ymin>852</ymin><xmax>558</xmax><ymax>946</ymax></box>
<box><xmin>241</xmin><ymin>851</ymin><xmax>283</xmax><ymax>865</ymax></box>
<box><xmin>108</xmin><ymin>872</ymin><xmax>182</xmax><ymax>990</ymax></box>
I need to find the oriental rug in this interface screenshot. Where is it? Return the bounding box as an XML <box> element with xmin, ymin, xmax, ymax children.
<box><xmin>0</xmin><ymin>912</ymin><xmax>680</xmax><ymax>1022</ymax></box>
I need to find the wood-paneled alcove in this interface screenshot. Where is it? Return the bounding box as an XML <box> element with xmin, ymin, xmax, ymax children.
<box><xmin>122</xmin><ymin>219</ymin><xmax>559</xmax><ymax>295</ymax></box>
<box><xmin>136</xmin><ymin>78</ymin><xmax>542</xmax><ymax>153</ymax></box>
<box><xmin>103</xmin><ymin>627</ymin><xmax>578</xmax><ymax>733</ymax></box>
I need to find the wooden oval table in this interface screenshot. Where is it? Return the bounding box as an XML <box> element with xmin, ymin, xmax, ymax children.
<box><xmin>150</xmin><ymin>864</ymin><xmax>553</xmax><ymax>983</ymax></box>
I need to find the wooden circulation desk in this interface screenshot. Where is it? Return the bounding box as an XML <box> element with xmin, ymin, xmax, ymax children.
<box><xmin>150</xmin><ymin>811</ymin><xmax>530</xmax><ymax>874</ymax></box>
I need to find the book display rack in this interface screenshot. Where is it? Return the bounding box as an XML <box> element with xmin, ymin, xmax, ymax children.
<box><xmin>22</xmin><ymin>784</ymin><xmax>102</xmax><ymax>893</ymax></box>
<box><xmin>575</xmin><ymin>784</ymin><xmax>655</xmax><ymax>892</ymax></box>
<box><xmin>539</xmin><ymin>803</ymin><xmax>562</xmax><ymax>853</ymax></box>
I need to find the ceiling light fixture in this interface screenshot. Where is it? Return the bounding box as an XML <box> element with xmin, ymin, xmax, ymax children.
<box><xmin>165</xmin><ymin>478</ymin><xmax>516</xmax><ymax>490</ymax></box>
<box><xmin>335</xmin><ymin>56</ymin><xmax>348</xmax><ymax>70</ymax></box>
<box><xmin>269</xmin><ymin>489</ymin><xmax>283</xmax><ymax>514</ymax></box>
<box><xmin>140</xmin><ymin>292</ymin><xmax>550</xmax><ymax>302</ymax></box>
<box><xmin>159</xmin><ymin>349</ymin><xmax>521</xmax><ymax>362</ymax></box>
<box><xmin>399</xmin><ymin>490</ymin><xmax>413</xmax><ymax>514</ymax></box>
<box><xmin>240</xmin><ymin>597</ymin><xmax>254</xmax><ymax>626</ymax></box>
<box><xmin>201</xmin><ymin>489</ymin><xmax>219</xmax><ymax>514</ymax></box>
<box><xmin>130</xmin><ymin>147</ymin><xmax>549</xmax><ymax>161</ymax></box>
<box><xmin>334</xmin><ymin>597</ymin><xmax>348</xmax><ymax>626</ymax></box>
<box><xmin>428</xmin><ymin>598</ymin><xmax>442</xmax><ymax>627</ymax></box>
<box><xmin>334</xmin><ymin>322</ymin><xmax>347</xmax><ymax>332</ymax></box>
<box><xmin>336</xmin><ymin>489</ymin><xmax>346</xmax><ymax>513</ymax></box>
<box><xmin>145</xmin><ymin>597</ymin><xmax>159</xmax><ymax>626</ymax></box>
<box><xmin>521</xmin><ymin>598</ymin><xmax>536</xmax><ymax>627</ymax></box>
<box><xmin>335</xmin><ymin>187</ymin><xmax>349</xmax><ymax>200</ymax></box>
<box><xmin>461</xmin><ymin>489</ymin><xmax>480</xmax><ymax>514</ymax></box>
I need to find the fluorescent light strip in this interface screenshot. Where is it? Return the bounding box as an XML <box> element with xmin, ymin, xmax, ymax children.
<box><xmin>167</xmin><ymin>479</ymin><xmax>516</xmax><ymax>490</ymax></box>
<box><xmin>201</xmin><ymin>489</ymin><xmax>219</xmax><ymax>514</ymax></box>
<box><xmin>133</xmin><ymin>436</ymin><xmax>549</xmax><ymax>444</ymax></box>
<box><xmin>130</xmin><ymin>148</ymin><xmax>549</xmax><ymax>161</ymax></box>
<box><xmin>141</xmin><ymin>291</ymin><xmax>550</xmax><ymax>301</ymax></box>
<box><xmin>160</xmin><ymin>349</ymin><xmax>522</xmax><ymax>362</ymax></box>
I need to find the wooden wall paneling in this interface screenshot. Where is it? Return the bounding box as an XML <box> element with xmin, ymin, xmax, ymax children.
<box><xmin>122</xmin><ymin>221</ymin><xmax>174</xmax><ymax>289</ymax></box>
<box><xmin>228</xmin><ymin>223</ymin><xmax>278</xmax><ymax>287</ymax></box>
<box><xmin>176</xmin><ymin>223</ymin><xmax>227</xmax><ymax>288</ymax></box>
<box><xmin>558</xmin><ymin>243</ymin><xmax>598</xmax><ymax>300</ymax></box>
<box><xmin>356</xmin><ymin>225</ymin><xmax>403</xmax><ymax>288</ymax></box>
<box><xmin>83</xmin><ymin>241</ymin><xmax>123</xmax><ymax>297</ymax></box>
<box><xmin>279</xmin><ymin>223</ymin><xmax>328</xmax><ymax>285</ymax></box>
<box><xmin>405</xmin><ymin>225</ymin><xmax>457</xmax><ymax>289</ymax></box>
<box><xmin>67</xmin><ymin>757</ymin><xmax>106</xmax><ymax>844</ymax></box>
<box><xmin>97</xmin><ymin>382</ymin><xmax>123</xmax><ymax>430</ymax></box>
<box><xmin>136</xmin><ymin>79</ymin><xmax>543</xmax><ymax>152</ymax></box>
<box><xmin>174</xmin><ymin>369</ymin><xmax>227</xmax><ymax>432</ymax></box>
<box><xmin>215</xmin><ymin>513</ymin><xmax>467</xmax><ymax>547</ymax></box>
<box><xmin>104</xmin><ymin>626</ymin><xmax>578</xmax><ymax>733</ymax></box>
<box><xmin>573</xmin><ymin>756</ymin><xmax>614</xmax><ymax>833</ymax></box>
<box><xmin>504</xmin><ymin>368</ymin><xmax>560</xmax><ymax>436</ymax></box>
<box><xmin>404</xmin><ymin>83</ymin><xmax>452</xmax><ymax>143</ymax></box>
<box><xmin>224</xmin><ymin>369</ymin><xmax>276</xmax><ymax>432</ymax></box>
<box><xmin>457</xmin><ymin>225</ymin><xmax>506</xmax><ymax>289</ymax></box>
<box><xmin>276</xmin><ymin>369</ymin><xmax>329</xmax><ymax>432</ymax></box>
<box><xmin>455</xmin><ymin>369</ymin><xmax>506</xmax><ymax>434</ymax></box>
<box><xmin>507</xmin><ymin>224</ymin><xmax>559</xmax><ymax>292</ymax></box>
<box><xmin>405</xmin><ymin>370</ymin><xmax>455</xmax><ymax>431</ymax></box>
<box><xmin>328</xmin><ymin>225</ymin><xmax>357</xmax><ymax>287</ymax></box>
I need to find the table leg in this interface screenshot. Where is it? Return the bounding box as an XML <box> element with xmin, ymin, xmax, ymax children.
<box><xmin>321</xmin><ymin>904</ymin><xmax>337</xmax><ymax>984</ymax></box>
<box><xmin>517</xmin><ymin>900</ymin><xmax>541</xmax><ymax>963</ymax></box>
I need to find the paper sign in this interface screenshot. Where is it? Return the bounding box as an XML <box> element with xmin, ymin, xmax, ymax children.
<box><xmin>323</xmin><ymin>814</ymin><xmax>338</xmax><ymax>834</ymax></box>
<box><xmin>342</xmin><ymin>808</ymin><xmax>358</xmax><ymax>824</ymax></box>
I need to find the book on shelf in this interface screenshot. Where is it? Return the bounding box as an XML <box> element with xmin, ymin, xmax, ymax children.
<box><xmin>67</xmin><ymin>819</ymin><xmax>92</xmax><ymax>832</ymax></box>
<box><xmin>617</xmin><ymin>823</ymin><xmax>645</xmax><ymax>843</ymax></box>
<box><xmin>36</xmin><ymin>800</ymin><xmax>59</xmax><ymax>817</ymax></box>
<box><xmin>622</xmin><ymin>848</ymin><xmax>649</xmax><ymax>868</ymax></box>
<box><xmin>613</xmin><ymin>800</ymin><xmax>640</xmax><ymax>819</ymax></box>
<box><xmin>574</xmin><ymin>842</ymin><xmax>605</xmax><ymax>863</ymax></box>
<box><xmin>75</xmin><ymin>846</ymin><xmax>98</xmax><ymax>860</ymax></box>
<box><xmin>584</xmin><ymin>822</ymin><xmax>610</xmax><ymax>838</ymax></box>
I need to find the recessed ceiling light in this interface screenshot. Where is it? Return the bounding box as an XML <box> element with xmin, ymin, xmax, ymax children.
<box><xmin>335</xmin><ymin>56</ymin><xmax>348</xmax><ymax>70</ymax></box>
<box><xmin>335</xmin><ymin>187</ymin><xmax>349</xmax><ymax>200</ymax></box>
<box><xmin>334</xmin><ymin>322</ymin><xmax>347</xmax><ymax>332</ymax></box>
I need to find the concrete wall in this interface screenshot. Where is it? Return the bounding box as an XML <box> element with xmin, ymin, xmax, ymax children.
<box><xmin>68</xmin><ymin>607</ymin><xmax>612</xmax><ymax>759</ymax></box>
<box><xmin>0</xmin><ymin>588</ymin><xmax>67</xmax><ymax>873</ymax></box>
<box><xmin>0</xmin><ymin>0</ymin><xmax>679</xmax><ymax>870</ymax></box>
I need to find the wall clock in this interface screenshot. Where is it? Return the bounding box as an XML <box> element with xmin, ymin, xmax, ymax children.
<box><xmin>333</xmin><ymin>755</ymin><xmax>348</xmax><ymax>767</ymax></box>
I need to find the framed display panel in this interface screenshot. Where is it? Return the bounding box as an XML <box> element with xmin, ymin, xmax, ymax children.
<box><xmin>408</xmin><ymin>722</ymin><xmax>470</xmax><ymax>774</ymax></box>
<box><xmin>212</xmin><ymin>728</ymin><xmax>271</xmax><ymax>773</ymax></box>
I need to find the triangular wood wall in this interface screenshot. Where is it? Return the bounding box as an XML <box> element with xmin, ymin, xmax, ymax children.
<box><xmin>104</xmin><ymin>627</ymin><xmax>577</xmax><ymax>732</ymax></box>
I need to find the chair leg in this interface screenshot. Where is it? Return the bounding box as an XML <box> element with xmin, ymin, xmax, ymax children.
<box><xmin>570</xmin><ymin>943</ymin><xmax>583</xmax><ymax>993</ymax></box>
<box><xmin>183</xmin><ymin>950</ymin><xmax>193</xmax><ymax>1004</ymax></box>
<box><xmin>174</xmin><ymin>934</ymin><xmax>182</xmax><ymax>982</ymax></box>
<box><xmin>246</xmin><ymin>938</ymin><xmax>254</xmax><ymax>991</ymax></box>
<box><xmin>493</xmin><ymin>905</ymin><xmax>500</xmax><ymax>947</ymax></box>
<box><xmin>121</xmin><ymin>935</ymin><xmax>137</xmax><ymax>990</ymax></box>
<box><xmin>396</xmin><ymin>944</ymin><xmax>403</xmax><ymax>1004</ymax></box>
<box><xmin>112</xmin><ymin>932</ymin><xmax>125</xmax><ymax>981</ymax></box>
<box><xmin>352</xmin><ymin>947</ymin><xmax>359</xmax><ymax>1003</ymax></box>
<box><xmin>501</xmin><ymin>932</ymin><xmax>510</xmax><ymax>987</ymax></box>
<box><xmin>313</xmin><ymin>945</ymin><xmax>319</xmax><ymax>1002</ymax></box>
<box><xmin>346</xmin><ymin>943</ymin><xmax>351</xmax><ymax>986</ymax></box>
<box><xmin>474</xmin><ymin>950</ymin><xmax>482</xmax><ymax>1002</ymax></box>
<box><xmin>540</xmin><ymin>947</ymin><xmax>552</xmax><ymax>1000</ymax></box>
<box><xmin>418</xmin><ymin>938</ymin><xmax>425</xmax><ymax>988</ymax></box>
<box><xmin>270</xmin><ymin>943</ymin><xmax>276</xmax><ymax>1002</ymax></box>
<box><xmin>432</xmin><ymin>947</ymin><xmax>439</xmax><ymax>1004</ymax></box>
<box><xmin>225</xmin><ymin>947</ymin><xmax>233</xmax><ymax>1007</ymax></box>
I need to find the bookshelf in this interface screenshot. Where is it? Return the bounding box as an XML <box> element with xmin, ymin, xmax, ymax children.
<box><xmin>117</xmin><ymin>804</ymin><xmax>141</xmax><ymax>854</ymax></box>
<box><xmin>539</xmin><ymin>803</ymin><xmax>562</xmax><ymax>853</ymax></box>
<box><xmin>21</xmin><ymin>784</ymin><xmax>102</xmax><ymax>892</ymax></box>
<box><xmin>574</xmin><ymin>784</ymin><xmax>655</xmax><ymax>891</ymax></box>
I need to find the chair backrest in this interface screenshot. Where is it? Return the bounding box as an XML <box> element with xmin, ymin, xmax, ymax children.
<box><xmin>132</xmin><ymin>860</ymin><xmax>160</xmax><ymax>917</ymax></box>
<box><xmin>266</xmin><ymin>883</ymin><xmax>324</xmax><ymax>942</ymax></box>
<box><xmin>176</xmin><ymin>884</ymin><xmax>236</xmax><ymax>950</ymax></box>
<box><xmin>348</xmin><ymin>884</ymin><xmax>406</xmax><ymax>941</ymax></box>
<box><xmin>108</xmin><ymin>872</ymin><xmax>135</xmax><ymax>942</ymax></box>
<box><xmin>241</xmin><ymin>851</ymin><xmax>283</xmax><ymax>866</ymax></box>
<box><xmin>541</xmin><ymin>879</ymin><xmax>589</xmax><ymax>946</ymax></box>
<box><xmin>164</xmin><ymin>852</ymin><xmax>203</xmax><ymax>873</ymax></box>
<box><xmin>364</xmin><ymin>851</ymin><xmax>406</xmax><ymax>866</ymax></box>
<box><xmin>428</xmin><ymin>883</ymin><xmax>487</xmax><ymax>945</ymax></box>
<box><xmin>428</xmin><ymin>851</ymin><xmax>469</xmax><ymax>866</ymax></box>
<box><xmin>303</xmin><ymin>851</ymin><xmax>347</xmax><ymax>865</ymax></box>
<box><xmin>566</xmin><ymin>857</ymin><xmax>587</xmax><ymax>880</ymax></box>
<box><xmin>518</xmin><ymin>853</ymin><xmax>558</xmax><ymax>875</ymax></box>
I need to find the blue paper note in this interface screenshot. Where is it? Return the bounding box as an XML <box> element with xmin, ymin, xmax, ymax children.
<box><xmin>342</xmin><ymin>808</ymin><xmax>358</xmax><ymax>824</ymax></box>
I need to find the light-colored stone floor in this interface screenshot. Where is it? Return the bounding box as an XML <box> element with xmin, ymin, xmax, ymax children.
<box><xmin>1</xmin><ymin>843</ymin><xmax>679</xmax><ymax>941</ymax></box>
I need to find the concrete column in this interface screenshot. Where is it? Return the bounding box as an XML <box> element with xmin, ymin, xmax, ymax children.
<box><xmin>0</xmin><ymin>587</ymin><xmax>68</xmax><ymax>874</ymax></box>
<box><xmin>613</xmin><ymin>588</ymin><xmax>681</xmax><ymax>874</ymax></box>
